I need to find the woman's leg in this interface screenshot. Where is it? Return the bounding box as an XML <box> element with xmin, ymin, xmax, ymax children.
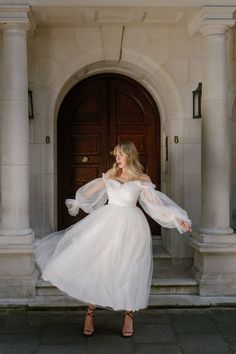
<box><xmin>83</xmin><ymin>303</ymin><xmax>96</xmax><ymax>335</ymax></box>
<box><xmin>122</xmin><ymin>310</ymin><xmax>133</xmax><ymax>337</ymax></box>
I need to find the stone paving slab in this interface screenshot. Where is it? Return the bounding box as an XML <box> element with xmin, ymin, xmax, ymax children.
<box><xmin>0</xmin><ymin>333</ymin><xmax>40</xmax><ymax>354</ymax></box>
<box><xmin>0</xmin><ymin>308</ymin><xmax>235</xmax><ymax>353</ymax></box>
<box><xmin>213</xmin><ymin>322</ymin><xmax>236</xmax><ymax>343</ymax></box>
<box><xmin>87</xmin><ymin>341</ymin><xmax>133</xmax><ymax>354</ymax></box>
<box><xmin>2</xmin><ymin>295</ymin><xmax>236</xmax><ymax>308</ymax></box>
<box><xmin>135</xmin><ymin>343</ymin><xmax>183</xmax><ymax>354</ymax></box>
<box><xmin>169</xmin><ymin>312</ymin><xmax>218</xmax><ymax>333</ymax></box>
<box><xmin>177</xmin><ymin>333</ymin><xmax>232</xmax><ymax>354</ymax></box>
<box><xmin>210</xmin><ymin>308</ymin><xmax>236</xmax><ymax>322</ymax></box>
<box><xmin>38</xmin><ymin>344</ymin><xmax>85</xmax><ymax>354</ymax></box>
<box><xmin>134</xmin><ymin>323</ymin><xmax>178</xmax><ymax>344</ymax></box>
<box><xmin>230</xmin><ymin>343</ymin><xmax>236</xmax><ymax>353</ymax></box>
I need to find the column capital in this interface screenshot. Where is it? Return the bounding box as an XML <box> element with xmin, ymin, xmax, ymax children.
<box><xmin>0</xmin><ymin>5</ymin><xmax>36</xmax><ymax>34</ymax></box>
<box><xmin>188</xmin><ymin>6</ymin><xmax>236</xmax><ymax>36</ymax></box>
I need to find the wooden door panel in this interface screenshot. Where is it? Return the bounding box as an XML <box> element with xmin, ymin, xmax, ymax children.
<box><xmin>72</xmin><ymin>135</ymin><xmax>100</xmax><ymax>153</ymax></box>
<box><xmin>72</xmin><ymin>91</ymin><xmax>102</xmax><ymax>124</ymax></box>
<box><xmin>58</xmin><ymin>74</ymin><xmax>160</xmax><ymax>233</ymax></box>
<box><xmin>109</xmin><ymin>76</ymin><xmax>160</xmax><ymax>234</ymax></box>
<box><xmin>72</xmin><ymin>166</ymin><xmax>99</xmax><ymax>185</ymax></box>
<box><xmin>116</xmin><ymin>134</ymin><xmax>147</xmax><ymax>148</ymax></box>
<box><xmin>117</xmin><ymin>95</ymin><xmax>145</xmax><ymax>123</ymax></box>
<box><xmin>58</xmin><ymin>77</ymin><xmax>109</xmax><ymax>229</ymax></box>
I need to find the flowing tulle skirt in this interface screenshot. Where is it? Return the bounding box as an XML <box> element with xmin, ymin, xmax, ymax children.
<box><xmin>35</xmin><ymin>204</ymin><xmax>153</xmax><ymax>311</ymax></box>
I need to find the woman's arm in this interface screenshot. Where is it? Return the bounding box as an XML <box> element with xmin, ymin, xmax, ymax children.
<box><xmin>139</xmin><ymin>174</ymin><xmax>192</xmax><ymax>233</ymax></box>
<box><xmin>65</xmin><ymin>175</ymin><xmax>108</xmax><ymax>216</ymax></box>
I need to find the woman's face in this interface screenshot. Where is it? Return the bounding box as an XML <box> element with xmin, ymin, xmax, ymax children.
<box><xmin>115</xmin><ymin>149</ymin><xmax>128</xmax><ymax>169</ymax></box>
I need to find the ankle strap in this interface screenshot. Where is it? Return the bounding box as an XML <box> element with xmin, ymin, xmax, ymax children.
<box><xmin>86</xmin><ymin>307</ymin><xmax>96</xmax><ymax>317</ymax></box>
<box><xmin>125</xmin><ymin>311</ymin><xmax>133</xmax><ymax>318</ymax></box>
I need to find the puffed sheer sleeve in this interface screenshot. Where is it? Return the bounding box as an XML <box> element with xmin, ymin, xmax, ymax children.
<box><xmin>65</xmin><ymin>177</ymin><xmax>107</xmax><ymax>216</ymax></box>
<box><xmin>139</xmin><ymin>182</ymin><xmax>192</xmax><ymax>234</ymax></box>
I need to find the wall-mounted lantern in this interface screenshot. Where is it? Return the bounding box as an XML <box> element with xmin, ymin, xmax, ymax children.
<box><xmin>192</xmin><ymin>83</ymin><xmax>202</xmax><ymax>119</ymax></box>
<box><xmin>28</xmin><ymin>90</ymin><xmax>34</xmax><ymax>119</ymax></box>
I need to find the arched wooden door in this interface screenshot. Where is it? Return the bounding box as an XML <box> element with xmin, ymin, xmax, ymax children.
<box><xmin>58</xmin><ymin>74</ymin><xmax>161</xmax><ymax>233</ymax></box>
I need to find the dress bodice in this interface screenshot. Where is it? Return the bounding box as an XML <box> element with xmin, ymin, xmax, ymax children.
<box><xmin>105</xmin><ymin>178</ymin><xmax>141</xmax><ymax>207</ymax></box>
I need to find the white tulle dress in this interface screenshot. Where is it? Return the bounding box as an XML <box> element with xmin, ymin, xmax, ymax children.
<box><xmin>35</xmin><ymin>173</ymin><xmax>191</xmax><ymax>311</ymax></box>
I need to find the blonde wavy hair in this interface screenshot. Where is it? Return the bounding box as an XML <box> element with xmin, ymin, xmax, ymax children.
<box><xmin>110</xmin><ymin>141</ymin><xmax>144</xmax><ymax>179</ymax></box>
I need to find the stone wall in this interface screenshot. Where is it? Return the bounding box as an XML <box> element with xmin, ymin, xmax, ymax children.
<box><xmin>27</xmin><ymin>24</ymin><xmax>205</xmax><ymax>258</ymax></box>
<box><xmin>230</xmin><ymin>27</ymin><xmax>236</xmax><ymax>230</ymax></box>
<box><xmin>0</xmin><ymin>32</ymin><xmax>2</xmax><ymax>221</ymax></box>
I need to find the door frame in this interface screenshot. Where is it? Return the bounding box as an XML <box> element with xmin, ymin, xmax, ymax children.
<box><xmin>57</xmin><ymin>72</ymin><xmax>161</xmax><ymax>230</ymax></box>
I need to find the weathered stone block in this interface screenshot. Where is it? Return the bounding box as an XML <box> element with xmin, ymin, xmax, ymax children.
<box><xmin>189</xmin><ymin>232</ymin><xmax>236</xmax><ymax>296</ymax></box>
<box><xmin>0</xmin><ymin>238</ymin><xmax>36</xmax><ymax>298</ymax></box>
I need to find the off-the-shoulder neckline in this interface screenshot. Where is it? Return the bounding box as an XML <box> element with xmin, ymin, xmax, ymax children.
<box><xmin>102</xmin><ymin>173</ymin><xmax>155</xmax><ymax>187</ymax></box>
<box><xmin>112</xmin><ymin>178</ymin><xmax>139</xmax><ymax>185</ymax></box>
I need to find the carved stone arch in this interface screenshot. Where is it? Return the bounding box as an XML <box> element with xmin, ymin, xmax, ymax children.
<box><xmin>57</xmin><ymin>72</ymin><xmax>161</xmax><ymax>233</ymax></box>
<box><xmin>51</xmin><ymin>57</ymin><xmax>183</xmax><ymax>232</ymax></box>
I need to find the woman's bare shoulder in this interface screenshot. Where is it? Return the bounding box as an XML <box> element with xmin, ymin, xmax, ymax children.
<box><xmin>104</xmin><ymin>169</ymin><xmax>113</xmax><ymax>178</ymax></box>
<box><xmin>139</xmin><ymin>173</ymin><xmax>152</xmax><ymax>182</ymax></box>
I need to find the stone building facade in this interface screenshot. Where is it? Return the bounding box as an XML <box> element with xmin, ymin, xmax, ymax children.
<box><xmin>0</xmin><ymin>0</ymin><xmax>236</xmax><ymax>304</ymax></box>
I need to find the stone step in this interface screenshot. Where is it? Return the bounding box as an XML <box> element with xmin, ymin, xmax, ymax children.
<box><xmin>5</xmin><ymin>294</ymin><xmax>236</xmax><ymax>308</ymax></box>
<box><xmin>36</xmin><ymin>244</ymin><xmax>171</xmax><ymax>296</ymax></box>
<box><xmin>152</xmin><ymin>262</ymin><xmax>198</xmax><ymax>295</ymax></box>
<box><xmin>152</xmin><ymin>244</ymin><xmax>193</xmax><ymax>269</ymax></box>
<box><xmin>151</xmin><ymin>277</ymin><xmax>198</xmax><ymax>295</ymax></box>
<box><xmin>152</xmin><ymin>235</ymin><xmax>162</xmax><ymax>245</ymax></box>
<box><xmin>152</xmin><ymin>244</ymin><xmax>172</xmax><ymax>267</ymax></box>
<box><xmin>36</xmin><ymin>279</ymin><xmax>65</xmax><ymax>296</ymax></box>
<box><xmin>36</xmin><ymin>239</ymin><xmax>197</xmax><ymax>298</ymax></box>
<box><xmin>36</xmin><ymin>279</ymin><xmax>198</xmax><ymax>297</ymax></box>
<box><xmin>36</xmin><ymin>265</ymin><xmax>198</xmax><ymax>297</ymax></box>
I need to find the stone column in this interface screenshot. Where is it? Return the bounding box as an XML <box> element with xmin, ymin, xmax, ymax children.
<box><xmin>199</xmin><ymin>23</ymin><xmax>233</xmax><ymax>236</ymax></box>
<box><xmin>0</xmin><ymin>7</ymin><xmax>36</xmax><ymax>298</ymax></box>
<box><xmin>188</xmin><ymin>7</ymin><xmax>236</xmax><ymax>296</ymax></box>
<box><xmin>0</xmin><ymin>26</ymin><xmax>32</xmax><ymax>237</ymax></box>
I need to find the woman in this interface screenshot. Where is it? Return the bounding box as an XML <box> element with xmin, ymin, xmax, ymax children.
<box><xmin>35</xmin><ymin>141</ymin><xmax>192</xmax><ymax>338</ymax></box>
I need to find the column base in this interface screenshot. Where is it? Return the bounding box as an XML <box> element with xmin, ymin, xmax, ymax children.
<box><xmin>0</xmin><ymin>227</ymin><xmax>34</xmax><ymax>236</ymax></box>
<box><xmin>189</xmin><ymin>232</ymin><xmax>236</xmax><ymax>296</ymax></box>
<box><xmin>197</xmin><ymin>226</ymin><xmax>234</xmax><ymax>235</ymax></box>
<box><xmin>0</xmin><ymin>269</ymin><xmax>38</xmax><ymax>298</ymax></box>
<box><xmin>0</xmin><ymin>233</ymin><xmax>36</xmax><ymax>298</ymax></box>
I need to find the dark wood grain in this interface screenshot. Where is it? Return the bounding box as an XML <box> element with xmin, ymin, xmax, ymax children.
<box><xmin>58</xmin><ymin>74</ymin><xmax>160</xmax><ymax>233</ymax></box>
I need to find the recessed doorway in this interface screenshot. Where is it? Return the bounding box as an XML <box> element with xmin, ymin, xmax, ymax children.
<box><xmin>58</xmin><ymin>74</ymin><xmax>161</xmax><ymax>233</ymax></box>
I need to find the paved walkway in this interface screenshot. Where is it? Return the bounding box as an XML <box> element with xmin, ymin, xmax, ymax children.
<box><xmin>0</xmin><ymin>307</ymin><xmax>236</xmax><ymax>354</ymax></box>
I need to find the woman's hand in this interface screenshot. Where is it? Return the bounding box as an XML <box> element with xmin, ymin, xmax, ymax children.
<box><xmin>180</xmin><ymin>220</ymin><xmax>192</xmax><ymax>232</ymax></box>
<box><xmin>65</xmin><ymin>199</ymin><xmax>80</xmax><ymax>216</ymax></box>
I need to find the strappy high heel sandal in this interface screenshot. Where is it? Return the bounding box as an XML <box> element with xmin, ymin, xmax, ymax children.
<box><xmin>83</xmin><ymin>306</ymin><xmax>96</xmax><ymax>337</ymax></box>
<box><xmin>121</xmin><ymin>310</ymin><xmax>134</xmax><ymax>338</ymax></box>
